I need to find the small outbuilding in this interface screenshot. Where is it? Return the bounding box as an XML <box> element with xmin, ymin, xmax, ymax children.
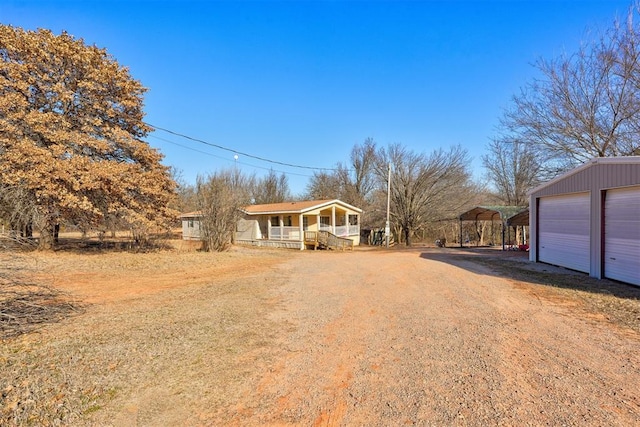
<box><xmin>529</xmin><ymin>157</ymin><xmax>640</xmax><ymax>286</ymax></box>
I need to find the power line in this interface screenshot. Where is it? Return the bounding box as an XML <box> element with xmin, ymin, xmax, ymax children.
<box><xmin>146</xmin><ymin>122</ymin><xmax>343</xmax><ymax>172</ymax></box>
<box><xmin>148</xmin><ymin>134</ymin><xmax>314</xmax><ymax>178</ymax></box>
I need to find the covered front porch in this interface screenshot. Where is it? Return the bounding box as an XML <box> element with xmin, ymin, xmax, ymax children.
<box><xmin>235</xmin><ymin>199</ymin><xmax>362</xmax><ymax>250</ymax></box>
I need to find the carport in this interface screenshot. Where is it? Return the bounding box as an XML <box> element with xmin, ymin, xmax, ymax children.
<box><xmin>458</xmin><ymin>206</ymin><xmax>527</xmax><ymax>250</ymax></box>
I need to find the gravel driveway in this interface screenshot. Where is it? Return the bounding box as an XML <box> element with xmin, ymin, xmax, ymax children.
<box><xmin>227</xmin><ymin>247</ymin><xmax>640</xmax><ymax>426</ymax></box>
<box><xmin>2</xmin><ymin>245</ymin><xmax>639</xmax><ymax>426</ymax></box>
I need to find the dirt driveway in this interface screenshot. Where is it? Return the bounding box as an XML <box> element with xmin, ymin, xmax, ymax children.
<box><xmin>2</xmin><ymin>245</ymin><xmax>640</xmax><ymax>426</ymax></box>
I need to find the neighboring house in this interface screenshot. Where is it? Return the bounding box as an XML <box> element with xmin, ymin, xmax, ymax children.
<box><xmin>180</xmin><ymin>199</ymin><xmax>362</xmax><ymax>250</ymax></box>
<box><xmin>528</xmin><ymin>157</ymin><xmax>640</xmax><ymax>286</ymax></box>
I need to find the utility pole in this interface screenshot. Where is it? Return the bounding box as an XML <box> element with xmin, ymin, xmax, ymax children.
<box><xmin>386</xmin><ymin>162</ymin><xmax>391</xmax><ymax>248</ymax></box>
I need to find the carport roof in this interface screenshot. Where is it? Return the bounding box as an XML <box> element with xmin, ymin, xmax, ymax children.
<box><xmin>507</xmin><ymin>209</ymin><xmax>529</xmax><ymax>227</ymax></box>
<box><xmin>458</xmin><ymin>206</ymin><xmax>526</xmax><ymax>222</ymax></box>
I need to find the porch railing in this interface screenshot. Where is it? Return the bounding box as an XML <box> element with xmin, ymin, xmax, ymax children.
<box><xmin>270</xmin><ymin>225</ymin><xmax>360</xmax><ymax>240</ymax></box>
<box><xmin>269</xmin><ymin>226</ymin><xmax>301</xmax><ymax>240</ymax></box>
<box><xmin>319</xmin><ymin>225</ymin><xmax>360</xmax><ymax>237</ymax></box>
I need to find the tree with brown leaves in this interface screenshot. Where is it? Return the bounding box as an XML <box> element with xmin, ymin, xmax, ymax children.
<box><xmin>0</xmin><ymin>26</ymin><xmax>177</xmax><ymax>249</ymax></box>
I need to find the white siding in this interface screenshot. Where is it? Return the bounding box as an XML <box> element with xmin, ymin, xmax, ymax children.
<box><xmin>604</xmin><ymin>186</ymin><xmax>640</xmax><ymax>286</ymax></box>
<box><xmin>538</xmin><ymin>193</ymin><xmax>590</xmax><ymax>273</ymax></box>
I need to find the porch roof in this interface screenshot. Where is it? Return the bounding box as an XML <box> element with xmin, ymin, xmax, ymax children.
<box><xmin>179</xmin><ymin>199</ymin><xmax>363</xmax><ymax>219</ymax></box>
<box><xmin>241</xmin><ymin>199</ymin><xmax>362</xmax><ymax>215</ymax></box>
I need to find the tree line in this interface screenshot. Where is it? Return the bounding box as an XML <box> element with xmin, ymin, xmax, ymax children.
<box><xmin>3</xmin><ymin>5</ymin><xmax>640</xmax><ymax>250</ymax></box>
<box><xmin>180</xmin><ymin>140</ymin><xmax>479</xmax><ymax>250</ymax></box>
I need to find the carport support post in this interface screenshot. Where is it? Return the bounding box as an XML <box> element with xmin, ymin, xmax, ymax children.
<box><xmin>459</xmin><ymin>217</ymin><xmax>463</xmax><ymax>248</ymax></box>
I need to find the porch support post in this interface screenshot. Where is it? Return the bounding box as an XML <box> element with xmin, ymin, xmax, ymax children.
<box><xmin>267</xmin><ymin>217</ymin><xmax>272</xmax><ymax>240</ymax></box>
<box><xmin>344</xmin><ymin>212</ymin><xmax>348</xmax><ymax>236</ymax></box>
<box><xmin>299</xmin><ymin>214</ymin><xmax>304</xmax><ymax>250</ymax></box>
<box><xmin>331</xmin><ymin>206</ymin><xmax>336</xmax><ymax>234</ymax></box>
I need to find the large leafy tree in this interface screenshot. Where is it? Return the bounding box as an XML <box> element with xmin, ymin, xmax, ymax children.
<box><xmin>0</xmin><ymin>26</ymin><xmax>177</xmax><ymax>249</ymax></box>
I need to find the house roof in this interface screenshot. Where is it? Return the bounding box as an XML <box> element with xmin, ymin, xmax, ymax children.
<box><xmin>179</xmin><ymin>199</ymin><xmax>363</xmax><ymax>219</ymax></box>
<box><xmin>179</xmin><ymin>211</ymin><xmax>201</xmax><ymax>219</ymax></box>
<box><xmin>241</xmin><ymin>199</ymin><xmax>362</xmax><ymax>215</ymax></box>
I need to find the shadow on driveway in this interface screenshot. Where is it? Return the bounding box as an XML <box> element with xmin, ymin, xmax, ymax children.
<box><xmin>418</xmin><ymin>246</ymin><xmax>640</xmax><ymax>301</ymax></box>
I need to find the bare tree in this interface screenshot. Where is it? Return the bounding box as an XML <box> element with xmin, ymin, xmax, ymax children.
<box><xmin>343</xmin><ymin>138</ymin><xmax>378</xmax><ymax>206</ymax></box>
<box><xmin>253</xmin><ymin>169</ymin><xmax>290</xmax><ymax>204</ymax></box>
<box><xmin>502</xmin><ymin>7</ymin><xmax>640</xmax><ymax>175</ymax></box>
<box><xmin>482</xmin><ymin>138</ymin><xmax>543</xmax><ymax>206</ymax></box>
<box><xmin>196</xmin><ymin>169</ymin><xmax>252</xmax><ymax>252</ymax></box>
<box><xmin>306</xmin><ymin>169</ymin><xmax>344</xmax><ymax>201</ymax></box>
<box><xmin>170</xmin><ymin>167</ymin><xmax>198</xmax><ymax>214</ymax></box>
<box><xmin>0</xmin><ymin>184</ymin><xmax>36</xmax><ymax>241</ymax></box>
<box><xmin>305</xmin><ymin>138</ymin><xmax>378</xmax><ymax>227</ymax></box>
<box><xmin>377</xmin><ymin>144</ymin><xmax>473</xmax><ymax>246</ymax></box>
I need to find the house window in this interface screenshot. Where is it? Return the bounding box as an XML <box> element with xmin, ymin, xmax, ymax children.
<box><xmin>320</xmin><ymin>216</ymin><xmax>330</xmax><ymax>227</ymax></box>
<box><xmin>188</xmin><ymin>219</ymin><xmax>194</xmax><ymax>228</ymax></box>
<box><xmin>349</xmin><ymin>215</ymin><xmax>358</xmax><ymax>225</ymax></box>
<box><xmin>283</xmin><ymin>216</ymin><xmax>292</xmax><ymax>227</ymax></box>
<box><xmin>303</xmin><ymin>217</ymin><xmax>309</xmax><ymax>231</ymax></box>
<box><xmin>270</xmin><ymin>216</ymin><xmax>280</xmax><ymax>227</ymax></box>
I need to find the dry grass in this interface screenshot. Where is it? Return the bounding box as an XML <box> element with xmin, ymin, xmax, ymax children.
<box><xmin>1</xmin><ymin>244</ymin><xmax>639</xmax><ymax>425</ymax></box>
<box><xmin>460</xmin><ymin>253</ymin><xmax>640</xmax><ymax>334</ymax></box>
<box><xmin>0</xmin><ymin>245</ymin><xmax>285</xmax><ymax>426</ymax></box>
<box><xmin>0</xmin><ymin>253</ymin><xmax>82</xmax><ymax>339</ymax></box>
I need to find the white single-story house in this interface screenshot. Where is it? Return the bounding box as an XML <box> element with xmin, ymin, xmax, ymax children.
<box><xmin>528</xmin><ymin>156</ymin><xmax>640</xmax><ymax>286</ymax></box>
<box><xmin>180</xmin><ymin>199</ymin><xmax>362</xmax><ymax>250</ymax></box>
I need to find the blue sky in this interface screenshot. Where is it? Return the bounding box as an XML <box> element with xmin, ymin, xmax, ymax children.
<box><xmin>1</xmin><ymin>0</ymin><xmax>634</xmax><ymax>195</ymax></box>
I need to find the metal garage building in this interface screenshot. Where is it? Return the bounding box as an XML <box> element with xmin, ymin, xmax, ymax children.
<box><xmin>529</xmin><ymin>157</ymin><xmax>640</xmax><ymax>286</ymax></box>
